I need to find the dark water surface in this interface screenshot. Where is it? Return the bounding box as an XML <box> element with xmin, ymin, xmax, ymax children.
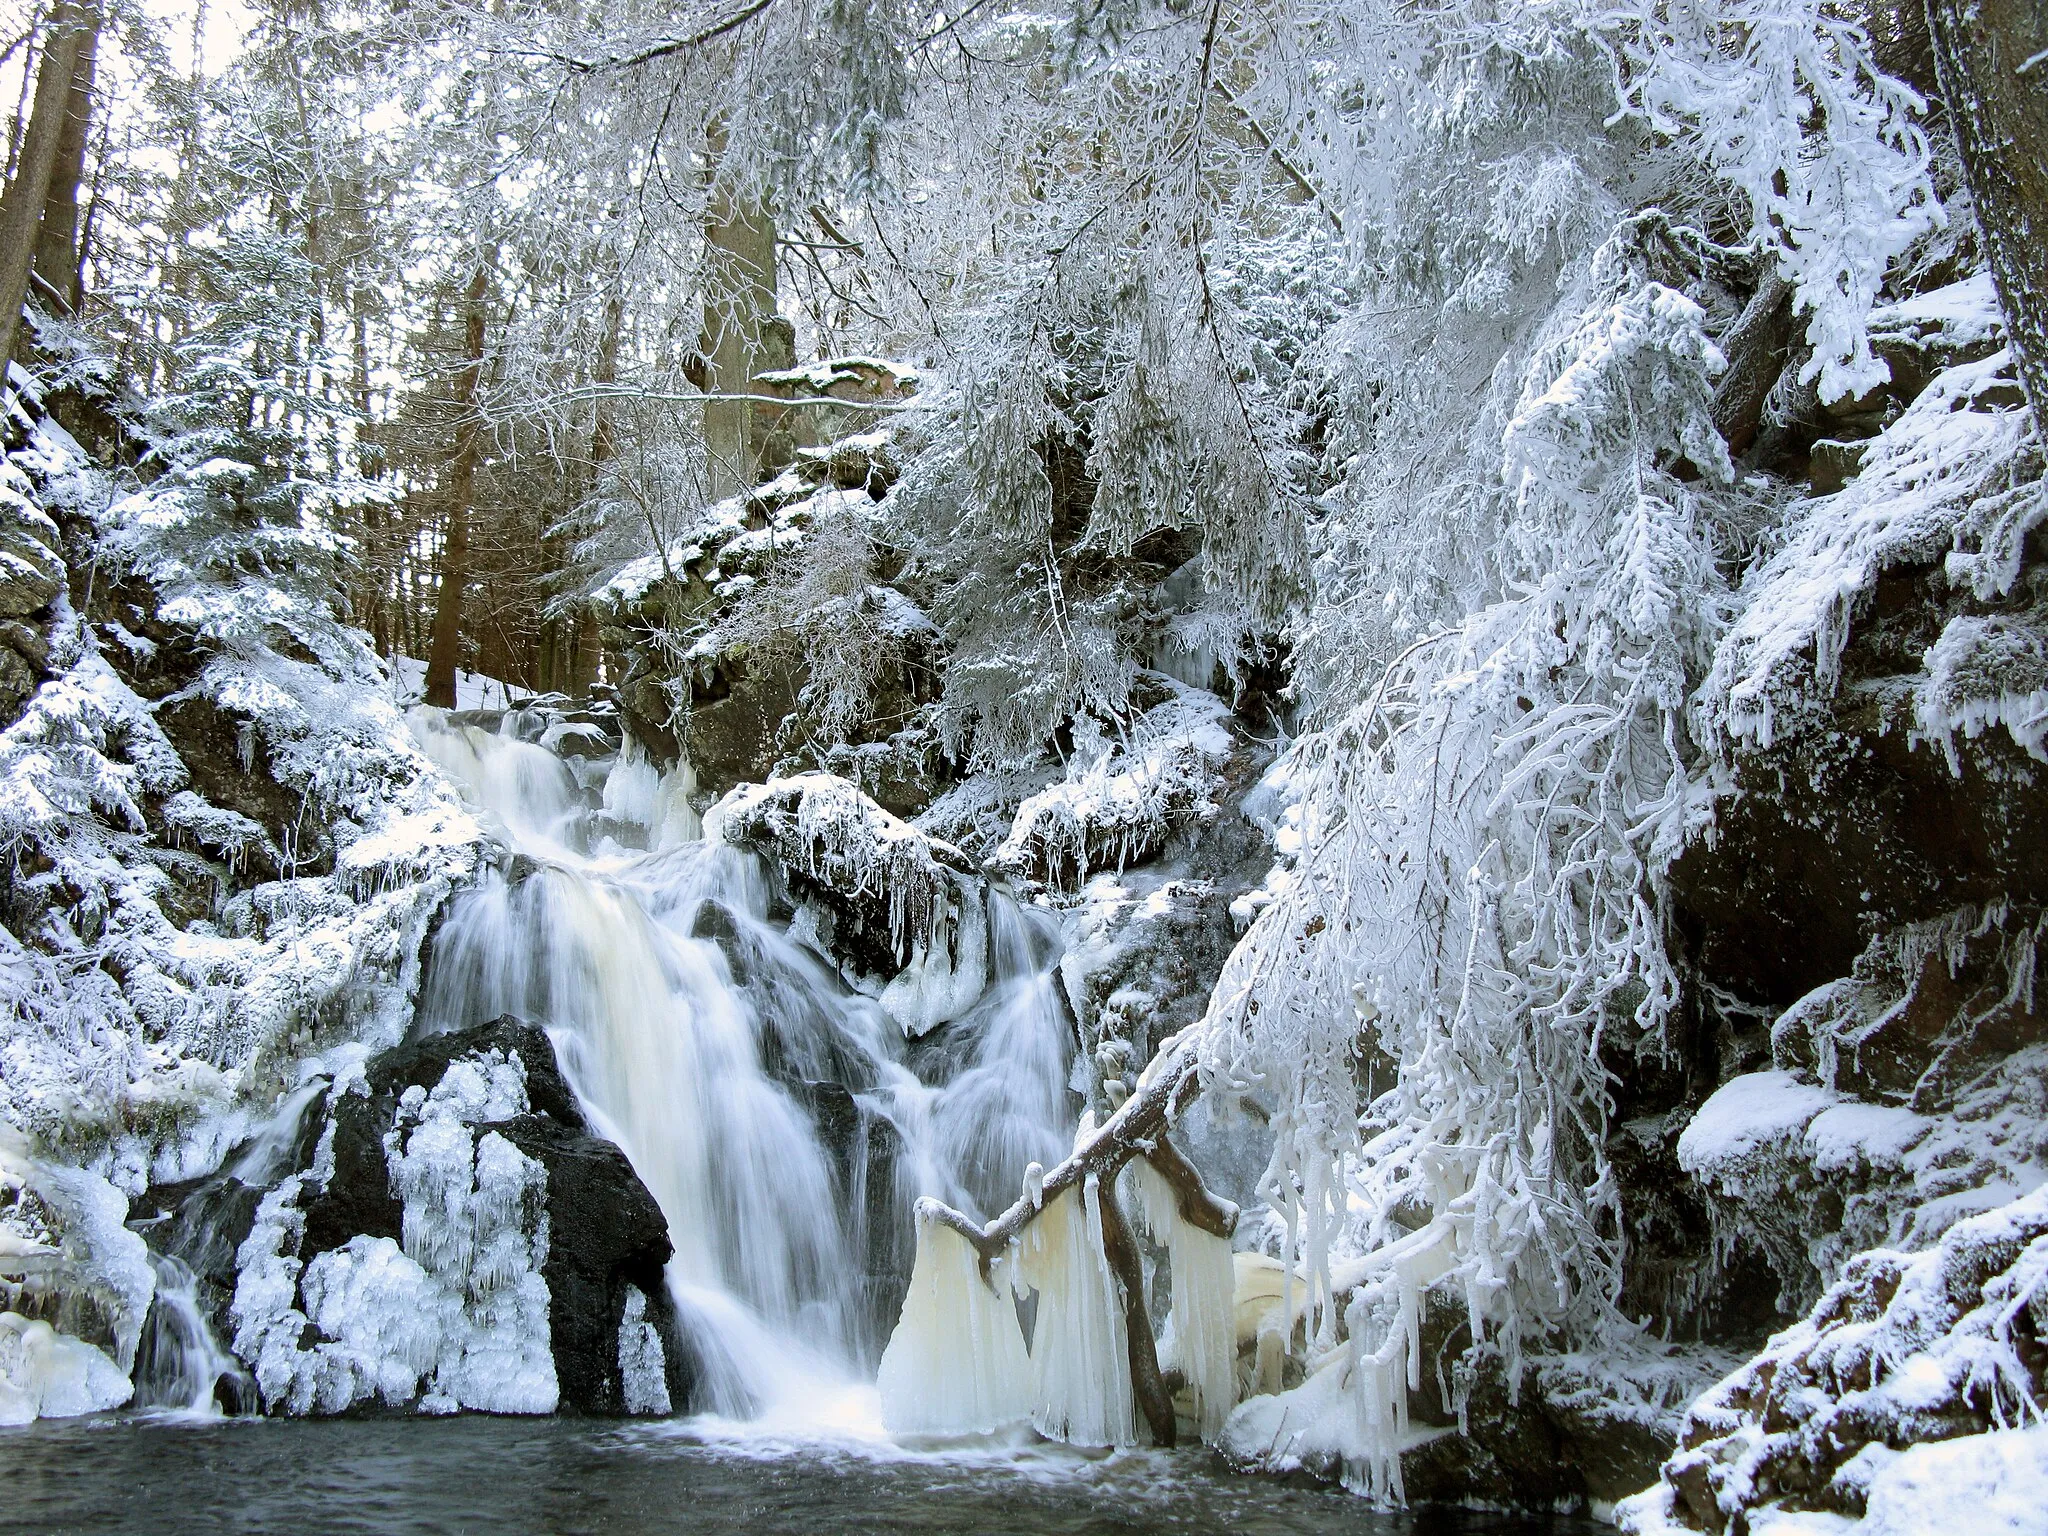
<box><xmin>0</xmin><ymin>1415</ymin><xmax>1601</xmax><ymax>1536</ymax></box>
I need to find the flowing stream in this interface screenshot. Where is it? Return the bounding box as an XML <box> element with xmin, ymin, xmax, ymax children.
<box><xmin>0</xmin><ymin>1415</ymin><xmax>1598</xmax><ymax>1536</ymax></box>
<box><xmin>410</xmin><ymin>710</ymin><xmax>1077</xmax><ymax>1429</ymax></box>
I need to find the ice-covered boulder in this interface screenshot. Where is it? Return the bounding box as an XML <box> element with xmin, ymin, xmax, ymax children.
<box><xmin>145</xmin><ymin>1017</ymin><xmax>689</xmax><ymax>1417</ymax></box>
<box><xmin>708</xmin><ymin>772</ymin><xmax>990</xmax><ymax>1037</ymax></box>
<box><xmin>1218</xmin><ymin>1280</ymin><xmax>1734</xmax><ymax>1511</ymax></box>
<box><xmin>996</xmin><ymin>684</ymin><xmax>1240</xmax><ymax>893</ymax></box>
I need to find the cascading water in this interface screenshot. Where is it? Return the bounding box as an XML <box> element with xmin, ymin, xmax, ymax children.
<box><xmin>129</xmin><ymin>1079</ymin><xmax>327</xmax><ymax>1415</ymax></box>
<box><xmin>410</xmin><ymin>709</ymin><xmax>1078</xmax><ymax>1428</ymax></box>
<box><xmin>132</xmin><ymin>1255</ymin><xmax>246</xmax><ymax>1414</ymax></box>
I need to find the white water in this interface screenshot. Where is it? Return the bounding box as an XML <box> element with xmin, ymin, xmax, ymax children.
<box><xmin>133</xmin><ymin>1254</ymin><xmax>247</xmax><ymax>1415</ymax></box>
<box><xmin>411</xmin><ymin>710</ymin><xmax>1077</xmax><ymax>1429</ymax></box>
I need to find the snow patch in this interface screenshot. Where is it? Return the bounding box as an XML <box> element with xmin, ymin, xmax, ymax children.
<box><xmin>1678</xmin><ymin>1071</ymin><xmax>1841</xmax><ymax>1188</ymax></box>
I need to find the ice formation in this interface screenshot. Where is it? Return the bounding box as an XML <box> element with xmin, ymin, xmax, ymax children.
<box><xmin>1017</xmin><ymin>1182</ymin><xmax>1137</xmax><ymax>1446</ymax></box>
<box><xmin>617</xmin><ymin>1286</ymin><xmax>672</xmax><ymax>1415</ymax></box>
<box><xmin>0</xmin><ymin>1131</ymin><xmax>153</xmax><ymax>1421</ymax></box>
<box><xmin>0</xmin><ymin>1313</ymin><xmax>131</xmax><ymax>1424</ymax></box>
<box><xmin>229</xmin><ymin>1050</ymin><xmax>557</xmax><ymax>1415</ymax></box>
<box><xmin>1130</xmin><ymin>1158</ymin><xmax>1238</xmax><ymax>1440</ymax></box>
<box><xmin>600</xmin><ymin>737</ymin><xmax>703</xmax><ymax>849</ymax></box>
<box><xmin>876</xmin><ymin>1208</ymin><xmax>1032</xmax><ymax>1435</ymax></box>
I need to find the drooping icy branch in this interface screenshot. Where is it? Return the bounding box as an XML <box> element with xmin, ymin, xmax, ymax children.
<box><xmin>914</xmin><ymin>1031</ymin><xmax>1238</xmax><ymax>1267</ymax></box>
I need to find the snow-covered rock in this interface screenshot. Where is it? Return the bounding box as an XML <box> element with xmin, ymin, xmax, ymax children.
<box><xmin>1619</xmin><ymin>1187</ymin><xmax>2048</xmax><ymax>1534</ymax></box>
<box><xmin>708</xmin><ymin>772</ymin><xmax>989</xmax><ymax>1036</ymax></box>
<box><xmin>997</xmin><ymin>683</ymin><xmax>1238</xmax><ymax>892</ymax></box>
<box><xmin>204</xmin><ymin>1018</ymin><xmax>688</xmax><ymax>1418</ymax></box>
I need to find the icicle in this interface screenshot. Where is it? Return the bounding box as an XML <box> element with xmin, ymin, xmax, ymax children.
<box><xmin>877</xmin><ymin>1209</ymin><xmax>1031</xmax><ymax>1435</ymax></box>
<box><xmin>1129</xmin><ymin>1159</ymin><xmax>1237</xmax><ymax>1442</ymax></box>
<box><xmin>1017</xmin><ymin>1183</ymin><xmax>1136</xmax><ymax>1446</ymax></box>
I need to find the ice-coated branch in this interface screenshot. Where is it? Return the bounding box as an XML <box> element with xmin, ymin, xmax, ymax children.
<box><xmin>916</xmin><ymin>1034</ymin><xmax>1236</xmax><ymax>1263</ymax></box>
<box><xmin>911</xmin><ymin>1034</ymin><xmax>1237</xmax><ymax>1446</ymax></box>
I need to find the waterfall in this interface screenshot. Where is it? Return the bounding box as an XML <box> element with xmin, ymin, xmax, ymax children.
<box><xmin>132</xmin><ymin>1255</ymin><xmax>248</xmax><ymax>1415</ymax></box>
<box><xmin>410</xmin><ymin>710</ymin><xmax>1077</xmax><ymax>1427</ymax></box>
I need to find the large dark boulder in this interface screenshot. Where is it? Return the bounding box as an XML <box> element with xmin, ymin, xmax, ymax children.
<box><xmin>141</xmin><ymin>1014</ymin><xmax>693</xmax><ymax>1417</ymax></box>
<box><xmin>495</xmin><ymin>1112</ymin><xmax>692</xmax><ymax>1416</ymax></box>
<box><xmin>309</xmin><ymin>1015</ymin><xmax>692</xmax><ymax>1416</ymax></box>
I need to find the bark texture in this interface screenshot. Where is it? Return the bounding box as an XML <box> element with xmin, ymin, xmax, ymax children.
<box><xmin>693</xmin><ymin>129</ymin><xmax>780</xmax><ymax>497</ymax></box>
<box><xmin>1926</xmin><ymin>0</ymin><xmax>2048</xmax><ymax>425</ymax></box>
<box><xmin>31</xmin><ymin>5</ymin><xmax>99</xmax><ymax>318</ymax></box>
<box><xmin>0</xmin><ymin>2</ymin><xmax>91</xmax><ymax>373</ymax></box>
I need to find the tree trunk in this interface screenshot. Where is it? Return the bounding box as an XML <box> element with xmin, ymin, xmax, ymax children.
<box><xmin>424</xmin><ymin>263</ymin><xmax>492</xmax><ymax>710</ymax></box>
<box><xmin>1712</xmin><ymin>273</ymin><xmax>1795</xmax><ymax>457</ymax></box>
<box><xmin>697</xmin><ymin>128</ymin><xmax>780</xmax><ymax>498</ymax></box>
<box><xmin>1095</xmin><ymin>1176</ymin><xmax>1178</xmax><ymax>1448</ymax></box>
<box><xmin>32</xmin><ymin>4</ymin><xmax>97</xmax><ymax>318</ymax></box>
<box><xmin>1926</xmin><ymin>0</ymin><xmax>2048</xmax><ymax>427</ymax></box>
<box><xmin>0</xmin><ymin>1</ymin><xmax>90</xmax><ymax>374</ymax></box>
<box><xmin>560</xmin><ymin>286</ymin><xmax>627</xmax><ymax>697</ymax></box>
<box><xmin>571</xmin><ymin>610</ymin><xmax>604</xmax><ymax>696</ymax></box>
<box><xmin>352</xmin><ymin>301</ymin><xmax>393</xmax><ymax>658</ymax></box>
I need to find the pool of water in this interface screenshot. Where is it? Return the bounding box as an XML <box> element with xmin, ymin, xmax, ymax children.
<box><xmin>0</xmin><ymin>1415</ymin><xmax>1603</xmax><ymax>1536</ymax></box>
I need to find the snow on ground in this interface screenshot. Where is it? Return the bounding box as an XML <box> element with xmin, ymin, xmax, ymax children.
<box><xmin>385</xmin><ymin>654</ymin><xmax>532</xmax><ymax>713</ymax></box>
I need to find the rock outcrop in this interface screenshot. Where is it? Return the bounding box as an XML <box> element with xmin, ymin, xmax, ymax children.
<box><xmin>708</xmin><ymin>772</ymin><xmax>991</xmax><ymax>1038</ymax></box>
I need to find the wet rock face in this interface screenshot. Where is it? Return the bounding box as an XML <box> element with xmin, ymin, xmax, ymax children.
<box><xmin>1669</xmin><ymin>657</ymin><xmax>2048</xmax><ymax>1013</ymax></box>
<box><xmin>0</xmin><ymin>468</ymin><xmax>64</xmax><ymax>726</ymax></box>
<box><xmin>154</xmin><ymin>693</ymin><xmax>311</xmax><ymax>881</ymax></box>
<box><xmin>1622</xmin><ymin>541</ymin><xmax>2048</xmax><ymax>1337</ymax></box>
